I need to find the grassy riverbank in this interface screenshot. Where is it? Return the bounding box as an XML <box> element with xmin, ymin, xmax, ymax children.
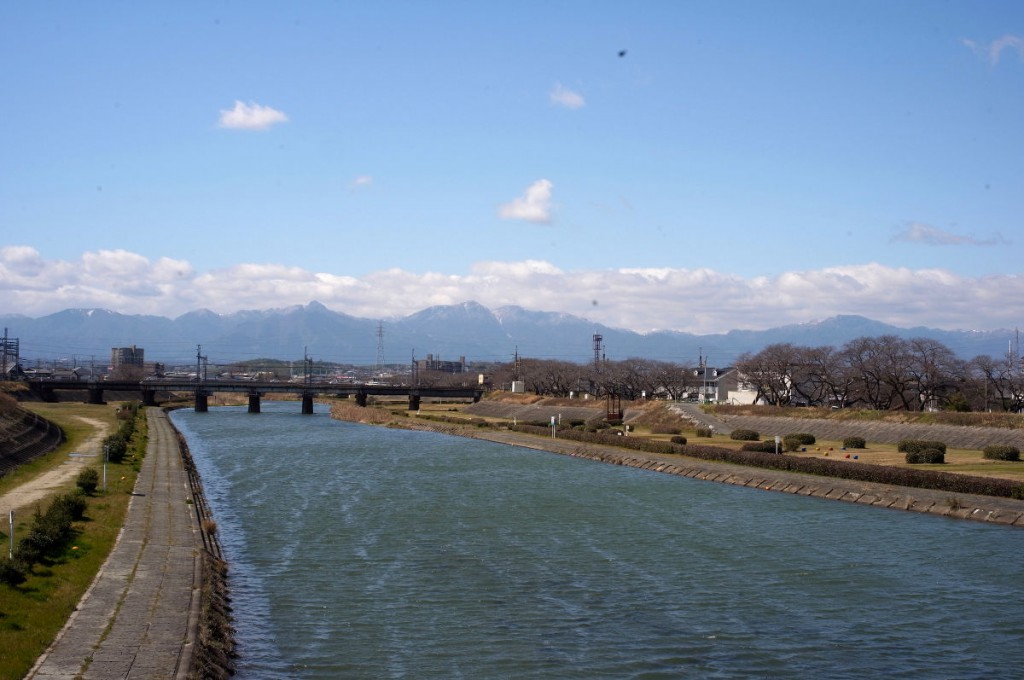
<box><xmin>0</xmin><ymin>403</ymin><xmax>145</xmax><ymax>680</ymax></box>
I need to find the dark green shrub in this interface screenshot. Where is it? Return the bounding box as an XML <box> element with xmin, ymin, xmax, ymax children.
<box><xmin>0</xmin><ymin>557</ymin><xmax>26</xmax><ymax>586</ymax></box>
<box><xmin>51</xmin><ymin>493</ymin><xmax>87</xmax><ymax>522</ymax></box>
<box><xmin>906</xmin><ymin>448</ymin><xmax>945</xmax><ymax>464</ymax></box>
<box><xmin>781</xmin><ymin>434</ymin><xmax>804</xmax><ymax>452</ymax></box>
<box><xmin>103</xmin><ymin>432</ymin><xmax>129</xmax><ymax>464</ymax></box>
<box><xmin>76</xmin><ymin>467</ymin><xmax>100</xmax><ymax>494</ymax></box>
<box><xmin>14</xmin><ymin>493</ymin><xmax>85</xmax><ymax>569</ymax></box>
<box><xmin>695</xmin><ymin>426</ymin><xmax>713</xmax><ymax>438</ymax></box>
<box><xmin>730</xmin><ymin>428</ymin><xmax>760</xmax><ymax>441</ymax></box>
<box><xmin>670</xmin><ymin>435</ymin><xmax>687</xmax><ymax>445</ymax></box>
<box><xmin>789</xmin><ymin>433</ymin><xmax>816</xmax><ymax>445</ymax></box>
<box><xmin>742</xmin><ymin>440</ymin><xmax>779</xmax><ymax>453</ymax></box>
<box><xmin>13</xmin><ymin>533</ymin><xmax>45</xmax><ymax>566</ymax></box>
<box><xmin>898</xmin><ymin>439</ymin><xmax>947</xmax><ymax>455</ymax></box>
<box><xmin>982</xmin><ymin>445</ymin><xmax>1020</xmax><ymax>462</ymax></box>
<box><xmin>843</xmin><ymin>436</ymin><xmax>866</xmax><ymax>449</ymax></box>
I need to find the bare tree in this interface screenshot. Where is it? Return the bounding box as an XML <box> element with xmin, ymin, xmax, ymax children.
<box><xmin>905</xmin><ymin>337</ymin><xmax>964</xmax><ymax>411</ymax></box>
<box><xmin>735</xmin><ymin>343</ymin><xmax>804</xmax><ymax>405</ymax></box>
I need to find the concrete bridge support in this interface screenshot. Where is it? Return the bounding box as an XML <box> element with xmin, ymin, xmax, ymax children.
<box><xmin>408</xmin><ymin>394</ymin><xmax>421</xmax><ymax>411</ymax></box>
<box><xmin>302</xmin><ymin>393</ymin><xmax>314</xmax><ymax>414</ymax></box>
<box><xmin>195</xmin><ymin>391</ymin><xmax>209</xmax><ymax>413</ymax></box>
<box><xmin>87</xmin><ymin>387</ymin><xmax>105</xmax><ymax>405</ymax></box>
<box><xmin>355</xmin><ymin>392</ymin><xmax>368</xmax><ymax>407</ymax></box>
<box><xmin>142</xmin><ymin>389</ymin><xmax>158</xmax><ymax>407</ymax></box>
<box><xmin>248</xmin><ymin>392</ymin><xmax>261</xmax><ymax>413</ymax></box>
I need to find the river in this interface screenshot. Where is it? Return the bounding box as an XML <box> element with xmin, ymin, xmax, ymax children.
<box><xmin>171</xmin><ymin>402</ymin><xmax>1024</xmax><ymax>679</ymax></box>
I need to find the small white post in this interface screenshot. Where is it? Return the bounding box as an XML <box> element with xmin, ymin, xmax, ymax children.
<box><xmin>774</xmin><ymin>435</ymin><xmax>781</xmax><ymax>455</ymax></box>
<box><xmin>8</xmin><ymin>510</ymin><xmax>13</xmax><ymax>560</ymax></box>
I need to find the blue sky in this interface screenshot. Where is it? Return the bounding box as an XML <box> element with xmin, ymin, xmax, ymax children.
<box><xmin>2</xmin><ymin>1</ymin><xmax>1023</xmax><ymax>334</ymax></box>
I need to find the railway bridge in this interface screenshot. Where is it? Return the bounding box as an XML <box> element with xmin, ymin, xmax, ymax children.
<box><xmin>25</xmin><ymin>378</ymin><xmax>484</xmax><ymax>414</ymax></box>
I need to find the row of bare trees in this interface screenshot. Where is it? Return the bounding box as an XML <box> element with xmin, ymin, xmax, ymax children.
<box><xmin>436</xmin><ymin>334</ymin><xmax>1023</xmax><ymax>413</ymax></box>
<box><xmin>735</xmin><ymin>336</ymin><xmax>1024</xmax><ymax>412</ymax></box>
<box><xmin>483</xmin><ymin>357</ymin><xmax>702</xmax><ymax>401</ymax></box>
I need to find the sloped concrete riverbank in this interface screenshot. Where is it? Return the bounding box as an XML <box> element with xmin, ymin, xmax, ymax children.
<box><xmin>390</xmin><ymin>416</ymin><xmax>1024</xmax><ymax>529</ymax></box>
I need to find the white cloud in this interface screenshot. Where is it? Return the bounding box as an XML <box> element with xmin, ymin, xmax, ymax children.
<box><xmin>218</xmin><ymin>100</ymin><xmax>289</xmax><ymax>130</ymax></box>
<box><xmin>498</xmin><ymin>179</ymin><xmax>554</xmax><ymax>223</ymax></box>
<box><xmin>3</xmin><ymin>249</ymin><xmax>1024</xmax><ymax>337</ymax></box>
<box><xmin>963</xmin><ymin>35</ymin><xmax>1024</xmax><ymax>65</ymax></box>
<box><xmin>349</xmin><ymin>175</ymin><xmax>374</xmax><ymax>190</ymax></box>
<box><xmin>550</xmin><ymin>83</ymin><xmax>586</xmax><ymax>109</ymax></box>
<box><xmin>890</xmin><ymin>222</ymin><xmax>1008</xmax><ymax>246</ymax></box>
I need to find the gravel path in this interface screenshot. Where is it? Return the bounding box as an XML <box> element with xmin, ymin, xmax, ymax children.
<box><xmin>0</xmin><ymin>417</ymin><xmax>108</xmax><ymax>514</ymax></box>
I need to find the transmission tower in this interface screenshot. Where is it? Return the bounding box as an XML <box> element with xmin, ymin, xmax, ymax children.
<box><xmin>375</xmin><ymin>321</ymin><xmax>385</xmax><ymax>377</ymax></box>
<box><xmin>1</xmin><ymin>328</ymin><xmax>19</xmax><ymax>379</ymax></box>
<box><xmin>592</xmin><ymin>333</ymin><xmax>604</xmax><ymax>371</ymax></box>
<box><xmin>195</xmin><ymin>344</ymin><xmax>208</xmax><ymax>382</ymax></box>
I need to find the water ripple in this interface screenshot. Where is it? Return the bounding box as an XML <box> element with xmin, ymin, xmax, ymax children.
<box><xmin>173</xmin><ymin>403</ymin><xmax>1024</xmax><ymax>679</ymax></box>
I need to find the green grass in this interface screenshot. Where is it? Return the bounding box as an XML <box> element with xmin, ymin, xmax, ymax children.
<box><xmin>0</xmin><ymin>403</ymin><xmax>145</xmax><ymax>680</ymax></box>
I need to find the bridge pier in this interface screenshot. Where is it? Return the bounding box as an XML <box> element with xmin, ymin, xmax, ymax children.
<box><xmin>248</xmin><ymin>392</ymin><xmax>261</xmax><ymax>413</ymax></box>
<box><xmin>87</xmin><ymin>387</ymin><xmax>105</xmax><ymax>405</ymax></box>
<box><xmin>301</xmin><ymin>393</ymin><xmax>314</xmax><ymax>414</ymax></box>
<box><xmin>195</xmin><ymin>391</ymin><xmax>209</xmax><ymax>413</ymax></box>
<box><xmin>355</xmin><ymin>392</ymin><xmax>368</xmax><ymax>407</ymax></box>
<box><xmin>408</xmin><ymin>393</ymin><xmax>421</xmax><ymax>411</ymax></box>
<box><xmin>142</xmin><ymin>389</ymin><xmax>158</xmax><ymax>407</ymax></box>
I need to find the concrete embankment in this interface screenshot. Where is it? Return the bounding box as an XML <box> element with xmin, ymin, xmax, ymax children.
<box><xmin>389</xmin><ymin>419</ymin><xmax>1024</xmax><ymax>529</ymax></box>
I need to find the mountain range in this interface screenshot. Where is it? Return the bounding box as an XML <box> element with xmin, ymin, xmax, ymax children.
<box><xmin>2</xmin><ymin>301</ymin><xmax>1018</xmax><ymax>367</ymax></box>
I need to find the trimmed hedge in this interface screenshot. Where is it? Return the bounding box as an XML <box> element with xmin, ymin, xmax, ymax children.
<box><xmin>788</xmin><ymin>433</ymin><xmax>816</xmax><ymax>445</ymax></box>
<box><xmin>670</xmin><ymin>435</ymin><xmax>688</xmax><ymax>445</ymax></box>
<box><xmin>730</xmin><ymin>428</ymin><xmax>760</xmax><ymax>441</ymax></box>
<box><xmin>843</xmin><ymin>436</ymin><xmax>867</xmax><ymax>449</ymax></box>
<box><xmin>898</xmin><ymin>439</ymin><xmax>947</xmax><ymax>455</ymax></box>
<box><xmin>695</xmin><ymin>426</ymin><xmax>713</xmax><ymax>438</ymax></box>
<box><xmin>781</xmin><ymin>434</ymin><xmax>807</xmax><ymax>452</ymax></box>
<box><xmin>507</xmin><ymin>424</ymin><xmax>1024</xmax><ymax>500</ymax></box>
<box><xmin>742</xmin><ymin>440</ymin><xmax>780</xmax><ymax>453</ymax></box>
<box><xmin>982</xmin><ymin>445</ymin><xmax>1020</xmax><ymax>462</ymax></box>
<box><xmin>906</xmin><ymin>448</ymin><xmax>945</xmax><ymax>464</ymax></box>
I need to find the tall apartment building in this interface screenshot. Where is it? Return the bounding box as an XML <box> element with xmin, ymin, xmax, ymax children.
<box><xmin>415</xmin><ymin>354</ymin><xmax>466</xmax><ymax>374</ymax></box>
<box><xmin>111</xmin><ymin>345</ymin><xmax>145</xmax><ymax>369</ymax></box>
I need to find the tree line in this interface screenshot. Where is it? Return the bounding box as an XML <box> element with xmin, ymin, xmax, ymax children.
<box><xmin>733</xmin><ymin>335</ymin><xmax>1023</xmax><ymax>412</ymax></box>
<box><xmin>441</xmin><ymin>334</ymin><xmax>1023</xmax><ymax>413</ymax></box>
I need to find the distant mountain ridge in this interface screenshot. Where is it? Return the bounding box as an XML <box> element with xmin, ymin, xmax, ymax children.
<box><xmin>1</xmin><ymin>302</ymin><xmax>1016</xmax><ymax>366</ymax></box>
